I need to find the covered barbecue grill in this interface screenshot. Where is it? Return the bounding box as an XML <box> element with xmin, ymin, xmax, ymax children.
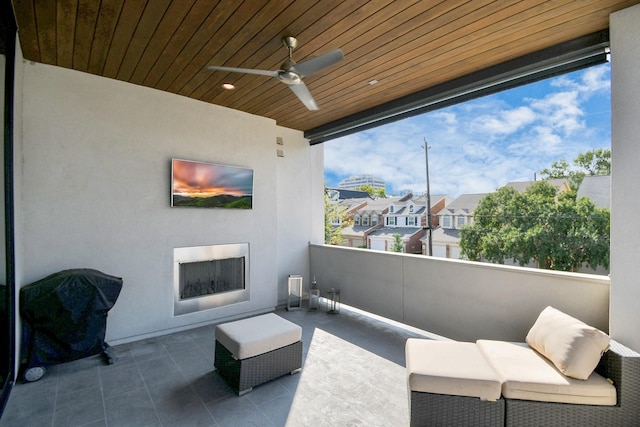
<box><xmin>20</xmin><ymin>268</ymin><xmax>123</xmax><ymax>381</ymax></box>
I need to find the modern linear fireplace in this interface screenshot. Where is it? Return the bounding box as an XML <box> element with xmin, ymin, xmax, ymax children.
<box><xmin>173</xmin><ymin>243</ymin><xmax>250</xmax><ymax>316</ymax></box>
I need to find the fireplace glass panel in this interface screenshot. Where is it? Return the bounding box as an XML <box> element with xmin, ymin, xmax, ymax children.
<box><xmin>179</xmin><ymin>257</ymin><xmax>245</xmax><ymax>300</ymax></box>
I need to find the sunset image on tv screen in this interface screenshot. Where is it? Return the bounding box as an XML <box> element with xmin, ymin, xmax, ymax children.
<box><xmin>171</xmin><ymin>159</ymin><xmax>253</xmax><ymax>209</ymax></box>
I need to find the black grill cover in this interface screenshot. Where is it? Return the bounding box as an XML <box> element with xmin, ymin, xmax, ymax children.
<box><xmin>20</xmin><ymin>269</ymin><xmax>123</xmax><ymax>368</ymax></box>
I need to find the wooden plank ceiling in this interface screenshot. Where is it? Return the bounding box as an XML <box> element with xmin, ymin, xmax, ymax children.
<box><xmin>10</xmin><ymin>0</ymin><xmax>640</xmax><ymax>133</ymax></box>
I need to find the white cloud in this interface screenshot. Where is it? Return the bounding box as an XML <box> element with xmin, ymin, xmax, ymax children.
<box><xmin>324</xmin><ymin>64</ymin><xmax>611</xmax><ymax>198</ymax></box>
<box><xmin>472</xmin><ymin>106</ymin><xmax>537</xmax><ymax>136</ymax></box>
<box><xmin>530</xmin><ymin>91</ymin><xmax>584</xmax><ymax>135</ymax></box>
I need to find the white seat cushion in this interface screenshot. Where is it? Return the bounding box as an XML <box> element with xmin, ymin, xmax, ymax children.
<box><xmin>477</xmin><ymin>340</ymin><xmax>616</xmax><ymax>406</ymax></box>
<box><xmin>215</xmin><ymin>313</ymin><xmax>302</xmax><ymax>360</ymax></box>
<box><xmin>405</xmin><ymin>339</ymin><xmax>502</xmax><ymax>401</ymax></box>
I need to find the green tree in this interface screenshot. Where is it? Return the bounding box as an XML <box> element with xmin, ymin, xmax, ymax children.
<box><xmin>391</xmin><ymin>233</ymin><xmax>404</xmax><ymax>252</ymax></box>
<box><xmin>574</xmin><ymin>148</ymin><xmax>611</xmax><ymax>176</ymax></box>
<box><xmin>358</xmin><ymin>185</ymin><xmax>375</xmax><ymax>197</ymax></box>
<box><xmin>460</xmin><ymin>181</ymin><xmax>609</xmax><ymax>272</ymax></box>
<box><xmin>357</xmin><ymin>185</ymin><xmax>386</xmax><ymax>199</ymax></box>
<box><xmin>324</xmin><ymin>190</ymin><xmax>353</xmax><ymax>245</ymax></box>
<box><xmin>539</xmin><ymin>148</ymin><xmax>611</xmax><ymax>191</ymax></box>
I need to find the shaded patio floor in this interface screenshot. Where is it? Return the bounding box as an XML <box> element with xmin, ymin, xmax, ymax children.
<box><xmin>0</xmin><ymin>306</ymin><xmax>439</xmax><ymax>426</ymax></box>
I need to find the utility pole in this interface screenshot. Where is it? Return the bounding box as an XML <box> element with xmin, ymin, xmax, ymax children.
<box><xmin>423</xmin><ymin>138</ymin><xmax>433</xmax><ymax>256</ymax></box>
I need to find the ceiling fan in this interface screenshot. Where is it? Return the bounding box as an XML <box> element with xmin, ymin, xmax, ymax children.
<box><xmin>207</xmin><ymin>36</ymin><xmax>344</xmax><ymax>110</ymax></box>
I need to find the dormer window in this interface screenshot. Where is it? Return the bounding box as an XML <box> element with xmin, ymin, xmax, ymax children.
<box><xmin>389</xmin><ymin>206</ymin><xmax>394</xmax><ymax>213</ymax></box>
<box><xmin>457</xmin><ymin>215</ymin><xmax>465</xmax><ymax>228</ymax></box>
<box><xmin>443</xmin><ymin>215</ymin><xmax>452</xmax><ymax>228</ymax></box>
<box><xmin>363</xmin><ymin>215</ymin><xmax>369</xmax><ymax>226</ymax></box>
<box><xmin>409</xmin><ymin>205</ymin><xmax>414</xmax><ymax>213</ymax></box>
<box><xmin>354</xmin><ymin>214</ymin><xmax>360</xmax><ymax>225</ymax></box>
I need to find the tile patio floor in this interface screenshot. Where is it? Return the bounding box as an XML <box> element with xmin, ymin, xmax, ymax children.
<box><xmin>0</xmin><ymin>306</ymin><xmax>437</xmax><ymax>426</ymax></box>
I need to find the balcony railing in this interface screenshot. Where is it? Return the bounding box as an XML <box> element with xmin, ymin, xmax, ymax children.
<box><xmin>309</xmin><ymin>244</ymin><xmax>610</xmax><ymax>342</ymax></box>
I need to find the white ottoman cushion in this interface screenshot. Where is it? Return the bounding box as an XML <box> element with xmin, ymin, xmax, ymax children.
<box><xmin>215</xmin><ymin>313</ymin><xmax>302</xmax><ymax>360</ymax></box>
<box><xmin>406</xmin><ymin>339</ymin><xmax>502</xmax><ymax>401</ymax></box>
<box><xmin>477</xmin><ymin>340</ymin><xmax>616</xmax><ymax>405</ymax></box>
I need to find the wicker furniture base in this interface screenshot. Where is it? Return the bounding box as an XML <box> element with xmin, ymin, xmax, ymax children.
<box><xmin>504</xmin><ymin>340</ymin><xmax>640</xmax><ymax>426</ymax></box>
<box><xmin>214</xmin><ymin>339</ymin><xmax>302</xmax><ymax>395</ymax></box>
<box><xmin>410</xmin><ymin>391</ymin><xmax>505</xmax><ymax>427</ymax></box>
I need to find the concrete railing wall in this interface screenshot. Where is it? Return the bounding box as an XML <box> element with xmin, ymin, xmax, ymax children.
<box><xmin>310</xmin><ymin>244</ymin><xmax>610</xmax><ymax>342</ymax></box>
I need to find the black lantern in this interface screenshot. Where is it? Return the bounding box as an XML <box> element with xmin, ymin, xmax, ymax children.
<box><xmin>326</xmin><ymin>288</ymin><xmax>340</xmax><ymax>314</ymax></box>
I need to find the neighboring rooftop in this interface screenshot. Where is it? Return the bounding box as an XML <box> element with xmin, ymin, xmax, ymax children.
<box><xmin>504</xmin><ymin>178</ymin><xmax>571</xmax><ymax>193</ymax></box>
<box><xmin>577</xmin><ymin>175</ymin><xmax>611</xmax><ymax>209</ymax></box>
<box><xmin>440</xmin><ymin>193</ymin><xmax>488</xmax><ymax>215</ymax></box>
<box><xmin>327</xmin><ymin>188</ymin><xmax>372</xmax><ymax>201</ymax></box>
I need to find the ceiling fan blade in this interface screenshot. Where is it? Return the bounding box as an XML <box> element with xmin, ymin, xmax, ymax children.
<box><xmin>295</xmin><ymin>49</ymin><xmax>344</xmax><ymax>77</ymax></box>
<box><xmin>289</xmin><ymin>82</ymin><xmax>319</xmax><ymax>110</ymax></box>
<box><xmin>207</xmin><ymin>65</ymin><xmax>277</xmax><ymax>78</ymax></box>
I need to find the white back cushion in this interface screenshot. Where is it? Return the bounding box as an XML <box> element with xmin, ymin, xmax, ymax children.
<box><xmin>525</xmin><ymin>306</ymin><xmax>610</xmax><ymax>380</ymax></box>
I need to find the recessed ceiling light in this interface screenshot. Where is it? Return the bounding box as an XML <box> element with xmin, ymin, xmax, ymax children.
<box><xmin>222</xmin><ymin>83</ymin><xmax>236</xmax><ymax>90</ymax></box>
<box><xmin>368</xmin><ymin>79</ymin><xmax>378</xmax><ymax>85</ymax></box>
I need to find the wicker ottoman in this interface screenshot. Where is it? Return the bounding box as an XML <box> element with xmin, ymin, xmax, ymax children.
<box><xmin>405</xmin><ymin>339</ymin><xmax>505</xmax><ymax>426</ymax></box>
<box><xmin>214</xmin><ymin>313</ymin><xmax>302</xmax><ymax>395</ymax></box>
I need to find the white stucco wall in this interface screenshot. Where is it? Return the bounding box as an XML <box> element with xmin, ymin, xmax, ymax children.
<box><xmin>16</xmin><ymin>61</ymin><xmax>319</xmax><ymax>343</ymax></box>
<box><xmin>310</xmin><ymin>244</ymin><xmax>610</xmax><ymax>342</ymax></box>
<box><xmin>275</xmin><ymin>125</ymin><xmax>324</xmax><ymax>304</ymax></box>
<box><xmin>610</xmin><ymin>4</ymin><xmax>640</xmax><ymax>351</ymax></box>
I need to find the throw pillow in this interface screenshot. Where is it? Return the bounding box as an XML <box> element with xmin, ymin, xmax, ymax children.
<box><xmin>526</xmin><ymin>306</ymin><xmax>610</xmax><ymax>380</ymax></box>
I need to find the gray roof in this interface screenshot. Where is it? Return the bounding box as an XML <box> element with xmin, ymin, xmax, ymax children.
<box><xmin>353</xmin><ymin>197</ymin><xmax>400</xmax><ymax>214</ymax></box>
<box><xmin>340</xmin><ymin>225</ymin><xmax>374</xmax><ymax>237</ymax></box>
<box><xmin>327</xmin><ymin>188</ymin><xmax>372</xmax><ymax>200</ymax></box>
<box><xmin>577</xmin><ymin>175</ymin><xmax>610</xmax><ymax>209</ymax></box>
<box><xmin>368</xmin><ymin>227</ymin><xmax>423</xmax><ymax>239</ymax></box>
<box><xmin>440</xmin><ymin>193</ymin><xmax>487</xmax><ymax>215</ymax></box>
<box><xmin>428</xmin><ymin>227</ymin><xmax>461</xmax><ymax>243</ymax></box>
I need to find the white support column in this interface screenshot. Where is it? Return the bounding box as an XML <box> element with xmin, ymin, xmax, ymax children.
<box><xmin>610</xmin><ymin>4</ymin><xmax>640</xmax><ymax>351</ymax></box>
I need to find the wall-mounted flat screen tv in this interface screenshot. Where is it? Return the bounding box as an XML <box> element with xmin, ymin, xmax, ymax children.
<box><xmin>171</xmin><ymin>159</ymin><xmax>253</xmax><ymax>209</ymax></box>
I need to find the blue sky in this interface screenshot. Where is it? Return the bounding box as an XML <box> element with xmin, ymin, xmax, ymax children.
<box><xmin>323</xmin><ymin>63</ymin><xmax>611</xmax><ymax>198</ymax></box>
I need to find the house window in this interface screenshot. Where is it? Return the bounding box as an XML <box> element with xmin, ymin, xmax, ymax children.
<box><xmin>389</xmin><ymin>206</ymin><xmax>394</xmax><ymax>213</ymax></box>
<box><xmin>407</xmin><ymin>217</ymin><xmax>416</xmax><ymax>226</ymax></box>
<box><xmin>387</xmin><ymin>217</ymin><xmax>396</xmax><ymax>226</ymax></box>
<box><xmin>409</xmin><ymin>205</ymin><xmax>414</xmax><ymax>213</ymax></box>
<box><xmin>363</xmin><ymin>215</ymin><xmax>369</xmax><ymax>226</ymax></box>
<box><xmin>354</xmin><ymin>214</ymin><xmax>360</xmax><ymax>225</ymax></box>
<box><xmin>457</xmin><ymin>215</ymin><xmax>466</xmax><ymax>228</ymax></box>
<box><xmin>372</xmin><ymin>215</ymin><xmax>378</xmax><ymax>225</ymax></box>
<box><xmin>443</xmin><ymin>215</ymin><xmax>451</xmax><ymax>228</ymax></box>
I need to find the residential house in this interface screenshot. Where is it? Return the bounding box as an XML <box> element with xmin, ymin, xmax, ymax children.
<box><xmin>339</xmin><ymin>197</ymin><xmax>393</xmax><ymax>248</ymax></box>
<box><xmin>369</xmin><ymin>193</ymin><xmax>450</xmax><ymax>253</ymax></box>
<box><xmin>430</xmin><ymin>193</ymin><xmax>487</xmax><ymax>258</ymax></box>
<box><xmin>3</xmin><ymin>1</ymin><xmax>640</xmax><ymax>420</ymax></box>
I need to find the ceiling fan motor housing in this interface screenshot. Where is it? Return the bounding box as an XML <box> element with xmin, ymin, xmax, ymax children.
<box><xmin>278</xmin><ymin>57</ymin><xmax>302</xmax><ymax>85</ymax></box>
